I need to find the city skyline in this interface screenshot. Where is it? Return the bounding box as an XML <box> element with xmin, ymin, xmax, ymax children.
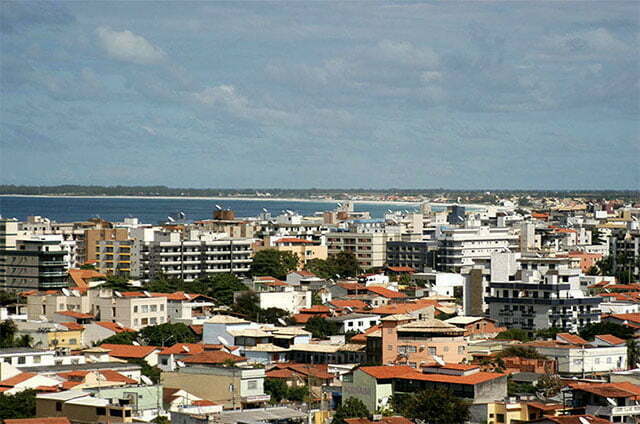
<box><xmin>1</xmin><ymin>1</ymin><xmax>638</xmax><ymax>189</ymax></box>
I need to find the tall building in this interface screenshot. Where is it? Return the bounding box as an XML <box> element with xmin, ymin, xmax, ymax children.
<box><xmin>437</xmin><ymin>226</ymin><xmax>519</xmax><ymax>273</ymax></box>
<box><xmin>0</xmin><ymin>236</ymin><xmax>68</xmax><ymax>291</ymax></box>
<box><xmin>0</xmin><ymin>218</ymin><xmax>19</xmax><ymax>250</ymax></box>
<box><xmin>386</xmin><ymin>240</ymin><xmax>438</xmax><ymax>272</ymax></box>
<box><xmin>84</xmin><ymin>228</ymin><xmax>130</xmax><ymax>264</ymax></box>
<box><xmin>327</xmin><ymin>228</ymin><xmax>400</xmax><ymax>269</ymax></box>
<box><xmin>610</xmin><ymin>223</ymin><xmax>640</xmax><ymax>282</ymax></box>
<box><xmin>486</xmin><ymin>256</ymin><xmax>601</xmax><ymax>334</ymax></box>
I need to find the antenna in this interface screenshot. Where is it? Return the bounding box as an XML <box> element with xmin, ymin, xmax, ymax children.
<box><xmin>179</xmin><ymin>211</ymin><xmax>185</xmax><ymax>219</ymax></box>
<box><xmin>182</xmin><ymin>345</ymin><xmax>190</xmax><ymax>353</ymax></box>
<box><xmin>578</xmin><ymin>418</ymin><xmax>590</xmax><ymax>424</ymax></box>
<box><xmin>217</xmin><ymin>335</ymin><xmax>230</xmax><ymax>346</ymax></box>
<box><xmin>132</xmin><ymin>341</ymin><xmax>140</xmax><ymax>346</ymax></box>
<box><xmin>176</xmin><ymin>360</ymin><xmax>185</xmax><ymax>368</ymax></box>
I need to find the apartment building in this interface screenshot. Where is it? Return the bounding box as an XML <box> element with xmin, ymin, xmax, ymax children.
<box><xmin>0</xmin><ymin>218</ymin><xmax>19</xmax><ymax>250</ymax></box>
<box><xmin>94</xmin><ymin>292</ymin><xmax>167</xmax><ymax>330</ymax></box>
<box><xmin>380</xmin><ymin>315</ymin><xmax>467</xmax><ymax>366</ymax></box>
<box><xmin>437</xmin><ymin>226</ymin><xmax>519</xmax><ymax>273</ymax></box>
<box><xmin>0</xmin><ymin>236</ymin><xmax>68</xmax><ymax>291</ymax></box>
<box><xmin>487</xmin><ymin>256</ymin><xmax>602</xmax><ymax>334</ymax></box>
<box><xmin>37</xmin><ymin>391</ymin><xmax>133</xmax><ymax>424</ymax></box>
<box><xmin>610</xmin><ymin>224</ymin><xmax>640</xmax><ymax>282</ymax></box>
<box><xmin>327</xmin><ymin>228</ymin><xmax>400</xmax><ymax>269</ymax></box>
<box><xmin>96</xmin><ymin>239</ymin><xmax>133</xmax><ymax>275</ymax></box>
<box><xmin>386</xmin><ymin>240</ymin><xmax>438</xmax><ymax>272</ymax></box>
<box><xmin>86</xmin><ymin>227</ymin><xmax>130</xmax><ymax>264</ymax></box>
<box><xmin>257</xmin><ymin>236</ymin><xmax>328</xmax><ymax>269</ymax></box>
<box><xmin>569</xmin><ymin>381</ymin><xmax>640</xmax><ymax>423</ymax></box>
<box><xmin>130</xmin><ymin>229</ymin><xmax>252</xmax><ymax>282</ymax></box>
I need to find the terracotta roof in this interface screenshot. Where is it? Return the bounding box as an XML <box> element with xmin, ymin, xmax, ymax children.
<box><xmin>69</xmin><ymin>268</ymin><xmax>105</xmax><ymax>292</ymax></box>
<box><xmin>55</xmin><ymin>311</ymin><xmax>94</xmax><ymax>319</ymax></box>
<box><xmin>269</xmin><ymin>363</ymin><xmax>334</xmax><ymax>380</ymax></box>
<box><xmin>98</xmin><ymin>370</ymin><xmax>138</xmax><ymax>384</ymax></box>
<box><xmin>94</xmin><ymin>322</ymin><xmax>136</xmax><ymax>333</ymax></box>
<box><xmin>35</xmin><ymin>385</ymin><xmax>60</xmax><ymax>392</ymax></box>
<box><xmin>59</xmin><ymin>322</ymin><xmax>85</xmax><ymax>331</ymax></box>
<box><xmin>595</xmin><ymin>334</ymin><xmax>626</xmax><ymax>345</ymax></box>
<box><xmin>397</xmin><ymin>370</ymin><xmax>506</xmax><ymax>385</ymax></box>
<box><xmin>290</xmin><ymin>270</ymin><xmax>316</xmax><ymax>277</ymax></box>
<box><xmin>299</xmin><ymin>305</ymin><xmax>331</xmax><ymax>313</ymax></box>
<box><xmin>526</xmin><ymin>402</ymin><xmax>564</xmax><ymax>411</ymax></box>
<box><xmin>291</xmin><ymin>313</ymin><xmax>329</xmax><ymax>324</ymax></box>
<box><xmin>366</xmin><ymin>286</ymin><xmax>407</xmax><ymax>299</ymax></box>
<box><xmin>61</xmin><ymin>381</ymin><xmax>82</xmax><ymax>389</ymax></box>
<box><xmin>159</xmin><ymin>343</ymin><xmax>223</xmax><ymax>355</ymax></box>
<box><xmin>569</xmin><ymin>382</ymin><xmax>640</xmax><ymax>399</ymax></box>
<box><xmin>190</xmin><ymin>325</ymin><xmax>203</xmax><ymax>335</ymax></box>
<box><xmin>359</xmin><ymin>365</ymin><xmax>416</xmax><ymax>379</ymax></box>
<box><xmin>163</xmin><ymin>387</ymin><xmax>180</xmax><ymax>404</ymax></box>
<box><xmin>370</xmin><ymin>299</ymin><xmax>437</xmax><ymax>315</ymax></box>
<box><xmin>254</xmin><ymin>276</ymin><xmax>284</xmax><ymax>283</ymax></box>
<box><xmin>557</xmin><ymin>333</ymin><xmax>588</xmax><ymax>345</ymax></box>
<box><xmin>329</xmin><ymin>299</ymin><xmax>369</xmax><ymax>311</ymax></box>
<box><xmin>385</xmin><ymin>266</ymin><xmax>416</xmax><ymax>273</ymax></box>
<box><xmin>150</xmin><ymin>291</ymin><xmax>213</xmax><ymax>301</ymax></box>
<box><xmin>266</xmin><ymin>368</ymin><xmax>296</xmax><ymax>379</ymax></box>
<box><xmin>182</xmin><ymin>351</ymin><xmax>245</xmax><ymax>365</ymax></box>
<box><xmin>0</xmin><ymin>373</ymin><xmax>37</xmax><ymax>387</ymax></box>
<box><xmin>609</xmin><ymin>313</ymin><xmax>640</xmax><ymax>324</ymax></box>
<box><xmin>4</xmin><ymin>419</ymin><xmax>71</xmax><ymax>424</ymax></box>
<box><xmin>100</xmin><ymin>344</ymin><xmax>159</xmax><ymax>359</ymax></box>
<box><xmin>275</xmin><ymin>237</ymin><xmax>315</xmax><ymax>244</ymax></box>
<box><xmin>337</xmin><ymin>283</ymin><xmax>367</xmax><ymax>291</ymax></box>
<box><xmin>538</xmin><ymin>415</ymin><xmax>612</xmax><ymax>424</ymax></box>
<box><xmin>345</xmin><ymin>418</ymin><xmax>413</xmax><ymax>424</ymax></box>
<box><xmin>350</xmin><ymin>324</ymin><xmax>382</xmax><ymax>343</ymax></box>
<box><xmin>192</xmin><ymin>399</ymin><xmax>218</xmax><ymax>406</ymax></box>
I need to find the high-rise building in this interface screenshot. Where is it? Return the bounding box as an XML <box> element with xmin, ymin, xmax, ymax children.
<box><xmin>0</xmin><ymin>236</ymin><xmax>68</xmax><ymax>291</ymax></box>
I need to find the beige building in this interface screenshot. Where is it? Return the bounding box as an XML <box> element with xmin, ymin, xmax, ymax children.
<box><xmin>94</xmin><ymin>292</ymin><xmax>167</xmax><ymax>330</ymax></box>
<box><xmin>96</xmin><ymin>239</ymin><xmax>133</xmax><ymax>275</ymax></box>
<box><xmin>37</xmin><ymin>391</ymin><xmax>133</xmax><ymax>424</ymax></box>
<box><xmin>327</xmin><ymin>231</ymin><xmax>400</xmax><ymax>268</ymax></box>
<box><xmin>161</xmin><ymin>366</ymin><xmax>270</xmax><ymax>409</ymax></box>
<box><xmin>257</xmin><ymin>237</ymin><xmax>328</xmax><ymax>269</ymax></box>
<box><xmin>84</xmin><ymin>228</ymin><xmax>129</xmax><ymax>264</ymax></box>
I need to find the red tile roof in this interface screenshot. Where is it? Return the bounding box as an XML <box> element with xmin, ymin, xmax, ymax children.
<box><xmin>299</xmin><ymin>305</ymin><xmax>331</xmax><ymax>313</ymax></box>
<box><xmin>329</xmin><ymin>299</ymin><xmax>369</xmax><ymax>311</ymax></box>
<box><xmin>366</xmin><ymin>286</ymin><xmax>407</xmax><ymax>299</ymax></box>
<box><xmin>69</xmin><ymin>268</ymin><xmax>105</xmax><ymax>292</ymax></box>
<box><xmin>275</xmin><ymin>238</ymin><xmax>315</xmax><ymax>244</ymax></box>
<box><xmin>291</xmin><ymin>313</ymin><xmax>328</xmax><ymax>324</ymax></box>
<box><xmin>60</xmin><ymin>322</ymin><xmax>85</xmax><ymax>331</ymax></box>
<box><xmin>98</xmin><ymin>370</ymin><xmax>138</xmax><ymax>384</ymax></box>
<box><xmin>266</xmin><ymin>368</ymin><xmax>296</xmax><ymax>379</ymax></box>
<box><xmin>540</xmin><ymin>415</ymin><xmax>614</xmax><ymax>424</ymax></box>
<box><xmin>385</xmin><ymin>266</ymin><xmax>416</xmax><ymax>273</ymax></box>
<box><xmin>359</xmin><ymin>366</ymin><xmax>416</xmax><ymax>379</ymax></box>
<box><xmin>159</xmin><ymin>343</ymin><xmax>223</xmax><ymax>355</ymax></box>
<box><xmin>398</xmin><ymin>370</ymin><xmax>506</xmax><ymax>385</ymax></box>
<box><xmin>370</xmin><ymin>300</ymin><xmax>436</xmax><ymax>315</ymax></box>
<box><xmin>192</xmin><ymin>400</ymin><xmax>218</xmax><ymax>406</ymax></box>
<box><xmin>557</xmin><ymin>333</ymin><xmax>588</xmax><ymax>345</ymax></box>
<box><xmin>190</xmin><ymin>325</ymin><xmax>203</xmax><ymax>335</ymax></box>
<box><xmin>4</xmin><ymin>419</ymin><xmax>71</xmax><ymax>424</ymax></box>
<box><xmin>181</xmin><ymin>351</ymin><xmax>245</xmax><ymax>365</ymax></box>
<box><xmin>609</xmin><ymin>313</ymin><xmax>640</xmax><ymax>324</ymax></box>
<box><xmin>337</xmin><ymin>283</ymin><xmax>367</xmax><ymax>291</ymax></box>
<box><xmin>595</xmin><ymin>334</ymin><xmax>626</xmax><ymax>345</ymax></box>
<box><xmin>569</xmin><ymin>381</ymin><xmax>640</xmax><ymax>399</ymax></box>
<box><xmin>100</xmin><ymin>344</ymin><xmax>159</xmax><ymax>359</ymax></box>
<box><xmin>0</xmin><ymin>373</ymin><xmax>37</xmax><ymax>387</ymax></box>
<box><xmin>94</xmin><ymin>322</ymin><xmax>136</xmax><ymax>333</ymax></box>
<box><xmin>55</xmin><ymin>311</ymin><xmax>94</xmax><ymax>319</ymax></box>
<box><xmin>290</xmin><ymin>270</ymin><xmax>316</xmax><ymax>277</ymax></box>
<box><xmin>269</xmin><ymin>363</ymin><xmax>334</xmax><ymax>380</ymax></box>
<box><xmin>350</xmin><ymin>324</ymin><xmax>382</xmax><ymax>343</ymax></box>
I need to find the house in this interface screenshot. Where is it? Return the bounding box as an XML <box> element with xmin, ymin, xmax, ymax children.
<box><xmin>255</xmin><ymin>286</ymin><xmax>312</xmax><ymax>315</ymax></box>
<box><xmin>528</xmin><ymin>415</ymin><xmax>611</xmax><ymax>424</ymax></box>
<box><xmin>591</xmin><ymin>334</ymin><xmax>626</xmax><ymax>347</ymax></box>
<box><xmin>100</xmin><ymin>344</ymin><xmax>160</xmax><ymax>366</ymax></box>
<box><xmin>181</xmin><ymin>350</ymin><xmax>247</xmax><ymax>367</ymax></box>
<box><xmin>157</xmin><ymin>343</ymin><xmax>226</xmax><ymax>371</ymax></box>
<box><xmin>380</xmin><ymin>315</ymin><xmax>467</xmax><ymax>366</ymax></box>
<box><xmin>568</xmin><ymin>381</ymin><xmax>640</xmax><ymax>423</ymax></box>
<box><xmin>342</xmin><ymin>364</ymin><xmax>507</xmax><ymax>413</ymax></box>
<box><xmin>161</xmin><ymin>366</ymin><xmax>270</xmax><ymax>409</ymax></box>
<box><xmin>602</xmin><ymin>313</ymin><xmax>640</xmax><ymax>336</ymax></box>
<box><xmin>288</xmin><ymin>342</ymin><xmax>366</xmax><ymax>364</ymax></box>
<box><xmin>15</xmin><ymin>321</ymin><xmax>85</xmax><ymax>350</ymax></box>
<box><xmin>36</xmin><ymin>391</ymin><xmax>133</xmax><ymax>423</ymax></box>
<box><xmin>0</xmin><ymin>348</ymin><xmax>56</xmax><ymax>371</ymax></box>
<box><xmin>0</xmin><ymin>372</ymin><xmax>61</xmax><ymax>395</ymax></box>
<box><xmin>444</xmin><ymin>316</ymin><xmax>505</xmax><ymax>339</ymax></box>
<box><xmin>328</xmin><ymin>299</ymin><xmax>369</xmax><ymax>313</ymax></box>
<box><xmin>328</xmin><ymin>313</ymin><xmax>381</xmax><ymax>334</ymax></box>
<box><xmin>56</xmin><ymin>369</ymin><xmax>138</xmax><ymax>390</ymax></box>
<box><xmin>83</xmin><ymin>321</ymin><xmax>136</xmax><ymax>346</ymax></box>
<box><xmin>266</xmin><ymin>363</ymin><xmax>335</xmax><ymax>401</ymax></box>
<box><xmin>369</xmin><ymin>298</ymin><xmax>436</xmax><ymax>320</ymax></box>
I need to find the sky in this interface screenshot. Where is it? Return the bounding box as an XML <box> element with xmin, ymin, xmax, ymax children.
<box><xmin>1</xmin><ymin>1</ymin><xmax>638</xmax><ymax>190</ymax></box>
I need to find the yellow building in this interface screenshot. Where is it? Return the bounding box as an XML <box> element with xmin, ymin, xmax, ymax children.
<box><xmin>258</xmin><ymin>237</ymin><xmax>327</xmax><ymax>269</ymax></box>
<box><xmin>487</xmin><ymin>400</ymin><xmax>565</xmax><ymax>424</ymax></box>
<box><xmin>96</xmin><ymin>239</ymin><xmax>133</xmax><ymax>275</ymax></box>
<box><xmin>37</xmin><ymin>391</ymin><xmax>133</xmax><ymax>423</ymax></box>
<box><xmin>16</xmin><ymin>321</ymin><xmax>85</xmax><ymax>349</ymax></box>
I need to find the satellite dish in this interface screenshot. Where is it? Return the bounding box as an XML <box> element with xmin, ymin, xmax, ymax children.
<box><xmin>345</xmin><ymin>306</ymin><xmax>353</xmax><ymax>313</ymax></box>
<box><xmin>182</xmin><ymin>345</ymin><xmax>190</xmax><ymax>353</ymax></box>
<box><xmin>61</xmin><ymin>288</ymin><xmax>71</xmax><ymax>296</ymax></box>
<box><xmin>433</xmin><ymin>355</ymin><xmax>445</xmax><ymax>366</ymax></box>
<box><xmin>140</xmin><ymin>375</ymin><xmax>153</xmax><ymax>385</ymax></box>
<box><xmin>217</xmin><ymin>336</ymin><xmax>230</xmax><ymax>346</ymax></box>
<box><xmin>277</xmin><ymin>318</ymin><xmax>287</xmax><ymax>326</ymax></box>
<box><xmin>578</xmin><ymin>419</ymin><xmax>590</xmax><ymax>424</ymax></box>
<box><xmin>114</xmin><ymin>291</ymin><xmax>123</xmax><ymax>298</ymax></box>
<box><xmin>176</xmin><ymin>360</ymin><xmax>185</xmax><ymax>368</ymax></box>
<box><xmin>215</xmin><ymin>205</ymin><xmax>222</xmax><ymax>210</ymax></box>
<box><xmin>179</xmin><ymin>211</ymin><xmax>185</xmax><ymax>219</ymax></box>
<box><xmin>132</xmin><ymin>341</ymin><xmax>140</xmax><ymax>346</ymax></box>
<box><xmin>143</xmin><ymin>291</ymin><xmax>151</xmax><ymax>297</ymax></box>
<box><xmin>167</xmin><ymin>216</ymin><xmax>175</xmax><ymax>223</ymax></box>
<box><xmin>262</xmin><ymin>208</ymin><xmax>268</xmax><ymax>213</ymax></box>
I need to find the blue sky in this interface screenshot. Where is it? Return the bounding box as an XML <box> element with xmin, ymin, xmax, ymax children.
<box><xmin>1</xmin><ymin>1</ymin><xmax>638</xmax><ymax>189</ymax></box>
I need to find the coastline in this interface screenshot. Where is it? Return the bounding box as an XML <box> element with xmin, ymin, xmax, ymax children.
<box><xmin>0</xmin><ymin>194</ymin><xmax>422</xmax><ymax>206</ymax></box>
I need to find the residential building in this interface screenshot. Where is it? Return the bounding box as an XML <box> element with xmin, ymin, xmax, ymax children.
<box><xmin>15</xmin><ymin>321</ymin><xmax>84</xmax><ymax>350</ymax></box>
<box><xmin>93</xmin><ymin>291</ymin><xmax>168</xmax><ymax>330</ymax></box>
<box><xmin>437</xmin><ymin>226</ymin><xmax>519</xmax><ymax>273</ymax></box>
<box><xmin>96</xmin><ymin>239</ymin><xmax>134</xmax><ymax>276</ymax></box>
<box><xmin>443</xmin><ymin>316</ymin><xmax>505</xmax><ymax>340</ymax></box>
<box><xmin>380</xmin><ymin>315</ymin><xmax>467</xmax><ymax>366</ymax></box>
<box><xmin>0</xmin><ymin>348</ymin><xmax>57</xmax><ymax>370</ymax></box>
<box><xmin>568</xmin><ymin>381</ymin><xmax>640</xmax><ymax>423</ymax></box>
<box><xmin>84</xmin><ymin>228</ymin><xmax>130</xmax><ymax>264</ymax></box>
<box><xmin>328</xmin><ymin>313</ymin><xmax>381</xmax><ymax>334</ymax></box>
<box><xmin>385</xmin><ymin>241</ymin><xmax>438</xmax><ymax>272</ymax></box>
<box><xmin>255</xmin><ymin>286</ymin><xmax>312</xmax><ymax>315</ymax></box>
<box><xmin>0</xmin><ymin>218</ymin><xmax>19</xmax><ymax>250</ymax></box>
<box><xmin>487</xmin><ymin>256</ymin><xmax>602</xmax><ymax>334</ymax></box>
<box><xmin>0</xmin><ymin>236</ymin><xmax>68</xmax><ymax>291</ymax></box>
<box><xmin>258</xmin><ymin>236</ymin><xmax>328</xmax><ymax>269</ymax></box>
<box><xmin>610</xmin><ymin>224</ymin><xmax>640</xmax><ymax>282</ymax></box>
<box><xmin>327</xmin><ymin>229</ymin><xmax>400</xmax><ymax>269</ymax></box>
<box><xmin>161</xmin><ymin>365</ymin><xmax>271</xmax><ymax>409</ymax></box>
<box><xmin>36</xmin><ymin>391</ymin><xmax>133</xmax><ymax>423</ymax></box>
<box><xmin>100</xmin><ymin>344</ymin><xmax>160</xmax><ymax>366</ymax></box>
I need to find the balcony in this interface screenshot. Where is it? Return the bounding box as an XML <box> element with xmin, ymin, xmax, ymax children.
<box><xmin>586</xmin><ymin>404</ymin><xmax>640</xmax><ymax>417</ymax></box>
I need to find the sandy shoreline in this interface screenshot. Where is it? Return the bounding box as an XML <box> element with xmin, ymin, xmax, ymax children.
<box><xmin>0</xmin><ymin>194</ymin><xmax>422</xmax><ymax>206</ymax></box>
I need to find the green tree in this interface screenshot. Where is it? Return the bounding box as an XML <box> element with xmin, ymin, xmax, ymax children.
<box><xmin>139</xmin><ymin>323</ymin><xmax>196</xmax><ymax>346</ymax></box>
<box><xmin>265</xmin><ymin>378</ymin><xmax>288</xmax><ymax>403</ymax></box>
<box><xmin>250</xmin><ymin>249</ymin><xmax>299</xmax><ymax>280</ymax></box>
<box><xmin>0</xmin><ymin>390</ymin><xmax>37</xmax><ymax>420</ymax></box>
<box><xmin>496</xmin><ymin>346</ymin><xmax>547</xmax><ymax>360</ymax></box>
<box><xmin>0</xmin><ymin>320</ymin><xmax>31</xmax><ymax>348</ymax></box>
<box><xmin>329</xmin><ymin>251</ymin><xmax>361</xmax><ymax>278</ymax></box>
<box><xmin>128</xmin><ymin>358</ymin><xmax>161</xmax><ymax>383</ymax></box>
<box><xmin>579</xmin><ymin>322</ymin><xmax>634</xmax><ymax>340</ymax></box>
<box><xmin>304</xmin><ymin>316</ymin><xmax>340</xmax><ymax>339</ymax></box>
<box><xmin>287</xmin><ymin>385</ymin><xmax>308</xmax><ymax>402</ymax></box>
<box><xmin>152</xmin><ymin>416</ymin><xmax>170</xmax><ymax>424</ymax></box>
<box><xmin>102</xmin><ymin>274</ymin><xmax>131</xmax><ymax>291</ymax></box>
<box><xmin>627</xmin><ymin>339</ymin><xmax>640</xmax><ymax>369</ymax></box>
<box><xmin>259</xmin><ymin>307</ymin><xmax>290</xmax><ymax>325</ymax></box>
<box><xmin>0</xmin><ymin>290</ymin><xmax>18</xmax><ymax>306</ymax></box>
<box><xmin>311</xmin><ymin>291</ymin><xmax>323</xmax><ymax>306</ymax></box>
<box><xmin>97</xmin><ymin>331</ymin><xmax>138</xmax><ymax>346</ymax></box>
<box><xmin>232</xmin><ymin>291</ymin><xmax>261</xmax><ymax>320</ymax></box>
<box><xmin>331</xmin><ymin>397</ymin><xmax>370</xmax><ymax>424</ymax></box>
<box><xmin>496</xmin><ymin>328</ymin><xmax>531</xmax><ymax>342</ymax></box>
<box><xmin>397</xmin><ymin>389</ymin><xmax>470</xmax><ymax>424</ymax></box>
<box><xmin>305</xmin><ymin>258</ymin><xmax>335</xmax><ymax>280</ymax></box>
<box><xmin>535</xmin><ymin>327</ymin><xmax>563</xmax><ymax>340</ymax></box>
<box><xmin>206</xmin><ymin>273</ymin><xmax>248</xmax><ymax>306</ymax></box>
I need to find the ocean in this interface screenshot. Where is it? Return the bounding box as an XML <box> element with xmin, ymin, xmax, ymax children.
<box><xmin>0</xmin><ymin>196</ymin><xmax>422</xmax><ymax>224</ymax></box>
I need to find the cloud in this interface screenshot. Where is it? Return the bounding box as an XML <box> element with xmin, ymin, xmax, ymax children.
<box><xmin>376</xmin><ymin>40</ymin><xmax>440</xmax><ymax>68</ymax></box>
<box><xmin>96</xmin><ymin>26</ymin><xmax>166</xmax><ymax>65</ymax></box>
<box><xmin>0</xmin><ymin>1</ymin><xmax>74</xmax><ymax>33</ymax></box>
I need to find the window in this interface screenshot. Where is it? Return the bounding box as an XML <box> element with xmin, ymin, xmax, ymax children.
<box><xmin>96</xmin><ymin>407</ymin><xmax>106</xmax><ymax>416</ymax></box>
<box><xmin>387</xmin><ymin>345</ymin><xmax>393</xmax><ymax>351</ymax></box>
<box><xmin>69</xmin><ymin>339</ymin><xmax>77</xmax><ymax>345</ymax></box>
<box><xmin>134</xmin><ymin>319</ymin><xmax>138</xmax><ymax>326</ymax></box>
<box><xmin>133</xmin><ymin>306</ymin><xmax>138</xmax><ymax>313</ymax></box>
<box><xmin>141</xmin><ymin>305</ymin><xmax>149</xmax><ymax>313</ymax></box>
<box><xmin>496</xmin><ymin>414</ymin><xmax>505</xmax><ymax>423</ymax></box>
<box><xmin>56</xmin><ymin>402</ymin><xmax>62</xmax><ymax>412</ymax></box>
<box><xmin>428</xmin><ymin>347</ymin><xmax>436</xmax><ymax>355</ymax></box>
<box><xmin>150</xmin><ymin>305</ymin><xmax>157</xmax><ymax>312</ymax></box>
<box><xmin>594</xmin><ymin>358</ymin><xmax>600</xmax><ymax>364</ymax></box>
<box><xmin>160</xmin><ymin>304</ymin><xmax>164</xmax><ymax>311</ymax></box>
<box><xmin>150</xmin><ymin>317</ymin><xmax>157</xmax><ymax>325</ymax></box>
<box><xmin>33</xmin><ymin>356</ymin><xmax>41</xmax><ymax>364</ymax></box>
<box><xmin>607</xmin><ymin>357</ymin><xmax>612</xmax><ymax>364</ymax></box>
<box><xmin>141</xmin><ymin>318</ymin><xmax>148</xmax><ymax>325</ymax></box>
<box><xmin>247</xmin><ymin>380</ymin><xmax>257</xmax><ymax>390</ymax></box>
<box><xmin>161</xmin><ymin>358</ymin><xmax>168</xmax><ymax>365</ymax></box>
<box><xmin>18</xmin><ymin>356</ymin><xmax>25</xmax><ymax>364</ymax></box>
<box><xmin>458</xmin><ymin>346</ymin><xmax>465</xmax><ymax>354</ymax></box>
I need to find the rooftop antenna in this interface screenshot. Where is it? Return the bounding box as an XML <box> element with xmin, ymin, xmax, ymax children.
<box><xmin>132</xmin><ymin>341</ymin><xmax>140</xmax><ymax>346</ymax></box>
<box><xmin>143</xmin><ymin>291</ymin><xmax>151</xmax><ymax>297</ymax></box>
<box><xmin>262</xmin><ymin>208</ymin><xmax>268</xmax><ymax>213</ymax></box>
<box><xmin>182</xmin><ymin>345</ymin><xmax>190</xmax><ymax>353</ymax></box>
<box><xmin>179</xmin><ymin>211</ymin><xmax>186</xmax><ymax>219</ymax></box>
<box><xmin>176</xmin><ymin>360</ymin><xmax>185</xmax><ymax>368</ymax></box>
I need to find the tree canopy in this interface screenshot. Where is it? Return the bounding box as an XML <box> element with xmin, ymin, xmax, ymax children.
<box><xmin>395</xmin><ymin>389</ymin><xmax>470</xmax><ymax>424</ymax></box>
<box><xmin>304</xmin><ymin>316</ymin><xmax>340</xmax><ymax>339</ymax></box>
<box><xmin>139</xmin><ymin>323</ymin><xmax>196</xmax><ymax>346</ymax></box>
<box><xmin>250</xmin><ymin>249</ymin><xmax>299</xmax><ymax>280</ymax></box>
<box><xmin>0</xmin><ymin>320</ymin><xmax>31</xmax><ymax>348</ymax></box>
<box><xmin>331</xmin><ymin>397</ymin><xmax>370</xmax><ymax>424</ymax></box>
<box><xmin>305</xmin><ymin>252</ymin><xmax>361</xmax><ymax>279</ymax></box>
<box><xmin>496</xmin><ymin>328</ymin><xmax>531</xmax><ymax>342</ymax></box>
<box><xmin>143</xmin><ymin>273</ymin><xmax>247</xmax><ymax>306</ymax></box>
<box><xmin>0</xmin><ymin>390</ymin><xmax>36</xmax><ymax>420</ymax></box>
<box><xmin>579</xmin><ymin>322</ymin><xmax>634</xmax><ymax>341</ymax></box>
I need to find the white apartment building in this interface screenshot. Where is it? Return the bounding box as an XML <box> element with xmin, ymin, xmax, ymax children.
<box><xmin>130</xmin><ymin>228</ymin><xmax>253</xmax><ymax>282</ymax></box>
<box><xmin>328</xmin><ymin>313</ymin><xmax>381</xmax><ymax>334</ymax></box>
<box><xmin>94</xmin><ymin>292</ymin><xmax>167</xmax><ymax>330</ymax></box>
<box><xmin>487</xmin><ymin>256</ymin><xmax>602</xmax><ymax>334</ymax></box>
<box><xmin>256</xmin><ymin>287</ymin><xmax>311</xmax><ymax>315</ymax></box>
<box><xmin>437</xmin><ymin>225</ymin><xmax>519</xmax><ymax>273</ymax></box>
<box><xmin>527</xmin><ymin>340</ymin><xmax>627</xmax><ymax>375</ymax></box>
<box><xmin>327</xmin><ymin>227</ymin><xmax>400</xmax><ymax>268</ymax></box>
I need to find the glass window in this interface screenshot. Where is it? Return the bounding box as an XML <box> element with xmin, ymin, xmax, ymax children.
<box><xmin>247</xmin><ymin>380</ymin><xmax>257</xmax><ymax>390</ymax></box>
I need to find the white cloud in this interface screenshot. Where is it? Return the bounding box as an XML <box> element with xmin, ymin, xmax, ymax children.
<box><xmin>377</xmin><ymin>40</ymin><xmax>439</xmax><ymax>68</ymax></box>
<box><xmin>96</xmin><ymin>26</ymin><xmax>166</xmax><ymax>65</ymax></box>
